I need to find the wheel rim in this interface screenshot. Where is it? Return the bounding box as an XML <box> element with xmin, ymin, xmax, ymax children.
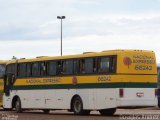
<box><xmin>16</xmin><ymin>101</ymin><xmax>20</xmax><ymax>110</ymax></box>
<box><xmin>74</xmin><ymin>100</ymin><xmax>82</xmax><ymax>113</ymax></box>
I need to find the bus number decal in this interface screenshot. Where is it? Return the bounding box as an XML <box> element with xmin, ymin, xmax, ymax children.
<box><xmin>135</xmin><ymin>65</ymin><xmax>152</xmax><ymax>71</ymax></box>
<box><xmin>97</xmin><ymin>76</ymin><xmax>111</xmax><ymax>82</ymax></box>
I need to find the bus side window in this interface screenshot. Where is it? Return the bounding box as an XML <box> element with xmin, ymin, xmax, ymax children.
<box><xmin>47</xmin><ymin>61</ymin><xmax>56</xmax><ymax>76</ymax></box>
<box><xmin>40</xmin><ymin>62</ymin><xmax>46</xmax><ymax>76</ymax></box>
<box><xmin>74</xmin><ymin>60</ymin><xmax>80</xmax><ymax>74</ymax></box>
<box><xmin>98</xmin><ymin>56</ymin><xmax>116</xmax><ymax>73</ymax></box>
<box><xmin>85</xmin><ymin>58</ymin><xmax>94</xmax><ymax>74</ymax></box>
<box><xmin>62</xmin><ymin>60</ymin><xmax>73</xmax><ymax>75</ymax></box>
<box><xmin>98</xmin><ymin>57</ymin><xmax>110</xmax><ymax>73</ymax></box>
<box><xmin>18</xmin><ymin>63</ymin><xmax>26</xmax><ymax>77</ymax></box>
<box><xmin>17</xmin><ymin>64</ymin><xmax>20</xmax><ymax>77</ymax></box>
<box><xmin>93</xmin><ymin>58</ymin><xmax>97</xmax><ymax>73</ymax></box>
<box><xmin>32</xmin><ymin>62</ymin><xmax>40</xmax><ymax>77</ymax></box>
<box><xmin>110</xmin><ymin>57</ymin><xmax>116</xmax><ymax>73</ymax></box>
<box><xmin>80</xmin><ymin>59</ymin><xmax>85</xmax><ymax>73</ymax></box>
<box><xmin>26</xmin><ymin>63</ymin><xmax>31</xmax><ymax>77</ymax></box>
<box><xmin>57</xmin><ymin>61</ymin><xmax>62</xmax><ymax>75</ymax></box>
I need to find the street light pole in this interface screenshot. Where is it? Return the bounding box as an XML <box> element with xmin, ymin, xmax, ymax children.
<box><xmin>57</xmin><ymin>16</ymin><xmax>65</xmax><ymax>56</ymax></box>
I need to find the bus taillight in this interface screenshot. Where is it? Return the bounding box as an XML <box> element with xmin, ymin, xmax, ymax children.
<box><xmin>119</xmin><ymin>88</ymin><xmax>124</xmax><ymax>98</ymax></box>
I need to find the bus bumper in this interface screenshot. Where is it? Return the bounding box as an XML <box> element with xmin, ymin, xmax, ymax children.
<box><xmin>117</xmin><ymin>98</ymin><xmax>157</xmax><ymax>108</ymax></box>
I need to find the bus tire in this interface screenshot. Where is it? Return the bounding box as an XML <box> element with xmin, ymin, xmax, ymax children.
<box><xmin>43</xmin><ymin>109</ymin><xmax>50</xmax><ymax>114</ymax></box>
<box><xmin>72</xmin><ymin>96</ymin><xmax>90</xmax><ymax>115</ymax></box>
<box><xmin>3</xmin><ymin>108</ymin><xmax>12</xmax><ymax>111</ymax></box>
<box><xmin>99</xmin><ymin>108</ymin><xmax>116</xmax><ymax>116</ymax></box>
<box><xmin>15</xmin><ymin>98</ymin><xmax>22</xmax><ymax>113</ymax></box>
<box><xmin>158</xmin><ymin>96</ymin><xmax>160</xmax><ymax>108</ymax></box>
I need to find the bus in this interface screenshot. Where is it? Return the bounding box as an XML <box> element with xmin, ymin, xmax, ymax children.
<box><xmin>0</xmin><ymin>61</ymin><xmax>7</xmax><ymax>107</ymax></box>
<box><xmin>157</xmin><ymin>64</ymin><xmax>160</xmax><ymax>107</ymax></box>
<box><xmin>3</xmin><ymin>50</ymin><xmax>157</xmax><ymax>115</ymax></box>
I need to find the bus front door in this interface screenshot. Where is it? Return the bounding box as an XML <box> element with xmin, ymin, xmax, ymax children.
<box><xmin>4</xmin><ymin>74</ymin><xmax>14</xmax><ymax>96</ymax></box>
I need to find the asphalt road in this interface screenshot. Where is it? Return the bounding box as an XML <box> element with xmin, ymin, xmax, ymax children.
<box><xmin>0</xmin><ymin>107</ymin><xmax>160</xmax><ymax>120</ymax></box>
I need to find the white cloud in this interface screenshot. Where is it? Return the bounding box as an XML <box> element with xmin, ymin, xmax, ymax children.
<box><xmin>0</xmin><ymin>0</ymin><xmax>160</xmax><ymax>63</ymax></box>
<box><xmin>0</xmin><ymin>34</ymin><xmax>160</xmax><ymax>62</ymax></box>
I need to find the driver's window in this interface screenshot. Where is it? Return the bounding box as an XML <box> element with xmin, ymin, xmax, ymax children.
<box><xmin>6</xmin><ymin>64</ymin><xmax>16</xmax><ymax>75</ymax></box>
<box><xmin>6</xmin><ymin>64</ymin><xmax>16</xmax><ymax>84</ymax></box>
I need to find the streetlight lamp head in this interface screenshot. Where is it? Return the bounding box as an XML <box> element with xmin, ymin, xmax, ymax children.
<box><xmin>62</xmin><ymin>16</ymin><xmax>65</xmax><ymax>19</ymax></box>
<box><xmin>57</xmin><ymin>16</ymin><xmax>65</xmax><ymax>19</ymax></box>
<box><xmin>57</xmin><ymin>16</ymin><xmax>61</xmax><ymax>19</ymax></box>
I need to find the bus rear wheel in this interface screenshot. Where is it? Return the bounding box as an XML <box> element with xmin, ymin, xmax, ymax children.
<box><xmin>72</xmin><ymin>96</ymin><xmax>90</xmax><ymax>115</ymax></box>
<box><xmin>15</xmin><ymin>98</ymin><xmax>22</xmax><ymax>113</ymax></box>
<box><xmin>99</xmin><ymin>108</ymin><xmax>116</xmax><ymax>116</ymax></box>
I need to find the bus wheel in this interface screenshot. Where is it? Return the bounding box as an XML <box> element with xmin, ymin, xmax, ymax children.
<box><xmin>3</xmin><ymin>108</ymin><xmax>12</xmax><ymax>111</ymax></box>
<box><xmin>72</xmin><ymin>96</ymin><xmax>90</xmax><ymax>115</ymax></box>
<box><xmin>43</xmin><ymin>109</ymin><xmax>50</xmax><ymax>114</ymax></box>
<box><xmin>158</xmin><ymin>97</ymin><xmax>160</xmax><ymax>108</ymax></box>
<box><xmin>15</xmin><ymin>98</ymin><xmax>22</xmax><ymax>113</ymax></box>
<box><xmin>99</xmin><ymin>108</ymin><xmax>116</xmax><ymax>116</ymax></box>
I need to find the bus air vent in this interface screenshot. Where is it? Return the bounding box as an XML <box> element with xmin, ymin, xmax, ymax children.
<box><xmin>19</xmin><ymin>58</ymin><xmax>25</xmax><ymax>60</ymax></box>
<box><xmin>36</xmin><ymin>56</ymin><xmax>48</xmax><ymax>58</ymax></box>
<box><xmin>102</xmin><ymin>49</ymin><xmax>124</xmax><ymax>52</ymax></box>
<box><xmin>83</xmin><ymin>52</ymin><xmax>96</xmax><ymax>54</ymax></box>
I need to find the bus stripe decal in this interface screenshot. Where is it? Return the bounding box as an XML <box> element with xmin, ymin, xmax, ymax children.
<box><xmin>11</xmin><ymin>82</ymin><xmax>157</xmax><ymax>90</ymax></box>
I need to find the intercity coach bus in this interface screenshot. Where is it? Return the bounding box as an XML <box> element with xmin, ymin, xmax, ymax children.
<box><xmin>3</xmin><ymin>50</ymin><xmax>157</xmax><ymax>115</ymax></box>
<box><xmin>157</xmin><ymin>65</ymin><xmax>160</xmax><ymax>107</ymax></box>
<box><xmin>0</xmin><ymin>60</ymin><xmax>7</xmax><ymax>107</ymax></box>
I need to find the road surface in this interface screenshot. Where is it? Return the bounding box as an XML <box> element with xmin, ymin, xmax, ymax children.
<box><xmin>0</xmin><ymin>107</ymin><xmax>160</xmax><ymax>120</ymax></box>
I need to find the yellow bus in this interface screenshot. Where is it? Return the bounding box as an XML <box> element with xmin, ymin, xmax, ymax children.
<box><xmin>3</xmin><ymin>50</ymin><xmax>157</xmax><ymax>115</ymax></box>
<box><xmin>0</xmin><ymin>60</ymin><xmax>7</xmax><ymax>107</ymax></box>
<box><xmin>157</xmin><ymin>65</ymin><xmax>160</xmax><ymax>107</ymax></box>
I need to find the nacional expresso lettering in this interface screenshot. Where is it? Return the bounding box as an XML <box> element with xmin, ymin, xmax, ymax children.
<box><xmin>132</xmin><ymin>55</ymin><xmax>155</xmax><ymax>64</ymax></box>
<box><xmin>26</xmin><ymin>78</ymin><xmax>60</xmax><ymax>84</ymax></box>
<box><xmin>133</xmin><ymin>55</ymin><xmax>154</xmax><ymax>60</ymax></box>
<box><xmin>133</xmin><ymin>60</ymin><xmax>155</xmax><ymax>64</ymax></box>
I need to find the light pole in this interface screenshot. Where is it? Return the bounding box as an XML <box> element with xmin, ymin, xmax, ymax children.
<box><xmin>57</xmin><ymin>16</ymin><xmax>65</xmax><ymax>56</ymax></box>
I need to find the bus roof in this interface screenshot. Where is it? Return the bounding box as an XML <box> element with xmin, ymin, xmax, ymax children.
<box><xmin>7</xmin><ymin>49</ymin><xmax>155</xmax><ymax>64</ymax></box>
<box><xmin>0</xmin><ymin>60</ymin><xmax>9</xmax><ymax>64</ymax></box>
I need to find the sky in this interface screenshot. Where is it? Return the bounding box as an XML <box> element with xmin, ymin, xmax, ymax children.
<box><xmin>0</xmin><ymin>0</ymin><xmax>160</xmax><ymax>62</ymax></box>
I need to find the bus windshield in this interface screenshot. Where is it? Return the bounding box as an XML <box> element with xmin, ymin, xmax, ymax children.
<box><xmin>0</xmin><ymin>64</ymin><xmax>5</xmax><ymax>77</ymax></box>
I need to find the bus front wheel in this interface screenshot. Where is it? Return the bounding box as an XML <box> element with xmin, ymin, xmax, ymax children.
<box><xmin>99</xmin><ymin>108</ymin><xmax>116</xmax><ymax>116</ymax></box>
<box><xmin>15</xmin><ymin>98</ymin><xmax>22</xmax><ymax>113</ymax></box>
<box><xmin>72</xmin><ymin>96</ymin><xmax>90</xmax><ymax>115</ymax></box>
